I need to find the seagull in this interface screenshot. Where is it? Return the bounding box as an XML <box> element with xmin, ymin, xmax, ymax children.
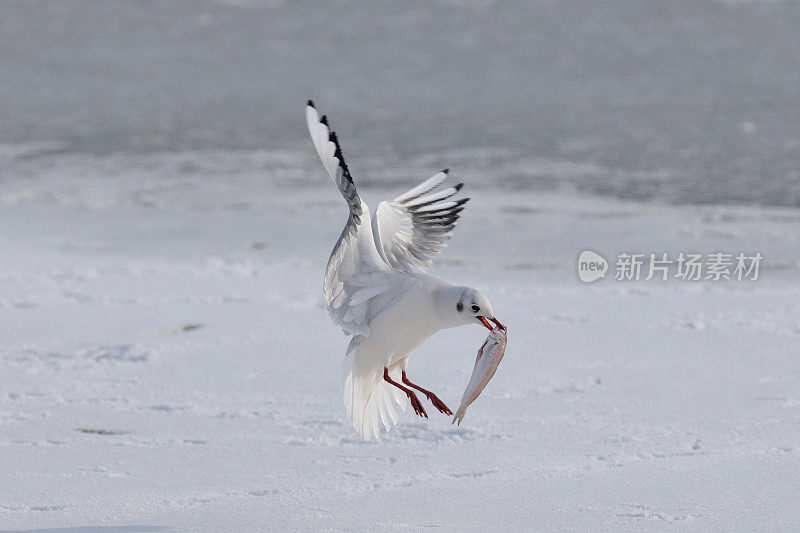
<box><xmin>306</xmin><ymin>100</ymin><xmax>503</xmax><ymax>440</ymax></box>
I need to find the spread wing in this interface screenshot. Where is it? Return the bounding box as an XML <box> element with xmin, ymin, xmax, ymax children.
<box><xmin>372</xmin><ymin>170</ymin><xmax>469</xmax><ymax>273</ymax></box>
<box><xmin>306</xmin><ymin>101</ymin><xmax>400</xmax><ymax>337</ymax></box>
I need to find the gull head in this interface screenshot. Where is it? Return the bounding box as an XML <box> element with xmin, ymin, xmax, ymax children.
<box><xmin>439</xmin><ymin>285</ymin><xmax>504</xmax><ymax>331</ymax></box>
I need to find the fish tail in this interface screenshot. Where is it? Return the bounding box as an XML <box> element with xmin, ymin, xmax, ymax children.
<box><xmin>452</xmin><ymin>406</ymin><xmax>467</xmax><ymax>425</ymax></box>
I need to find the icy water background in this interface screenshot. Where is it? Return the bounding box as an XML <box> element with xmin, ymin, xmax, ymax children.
<box><xmin>3</xmin><ymin>0</ymin><xmax>800</xmax><ymax>206</ymax></box>
<box><xmin>4</xmin><ymin>4</ymin><xmax>800</xmax><ymax>530</ymax></box>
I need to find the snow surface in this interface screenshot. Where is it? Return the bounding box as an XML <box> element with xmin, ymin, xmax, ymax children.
<box><xmin>3</xmin><ymin>1</ymin><xmax>800</xmax><ymax>529</ymax></box>
<box><xmin>2</xmin><ymin>150</ymin><xmax>800</xmax><ymax>531</ymax></box>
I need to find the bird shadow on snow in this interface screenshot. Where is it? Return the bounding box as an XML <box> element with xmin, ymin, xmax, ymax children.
<box><xmin>2</xmin><ymin>527</ymin><xmax>175</xmax><ymax>533</ymax></box>
<box><xmin>381</xmin><ymin>422</ymin><xmax>506</xmax><ymax>443</ymax></box>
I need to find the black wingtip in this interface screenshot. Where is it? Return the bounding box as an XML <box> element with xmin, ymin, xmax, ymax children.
<box><xmin>454</xmin><ymin>182</ymin><xmax>464</xmax><ymax>192</ymax></box>
<box><xmin>307</xmin><ymin>99</ymin><xmax>315</xmax><ymax>108</ymax></box>
<box><xmin>442</xmin><ymin>168</ymin><xmax>450</xmax><ymax>174</ymax></box>
<box><xmin>320</xmin><ymin>115</ymin><xmax>328</xmax><ymax>126</ymax></box>
<box><xmin>327</xmin><ymin>131</ymin><xmax>350</xmax><ymax>171</ymax></box>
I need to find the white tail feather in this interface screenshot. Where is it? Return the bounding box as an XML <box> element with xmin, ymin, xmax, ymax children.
<box><xmin>342</xmin><ymin>346</ymin><xmax>406</xmax><ymax>440</ymax></box>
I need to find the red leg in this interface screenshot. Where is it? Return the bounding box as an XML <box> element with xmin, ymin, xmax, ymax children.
<box><xmin>384</xmin><ymin>368</ymin><xmax>428</xmax><ymax>418</ymax></box>
<box><xmin>402</xmin><ymin>371</ymin><xmax>453</xmax><ymax>416</ymax></box>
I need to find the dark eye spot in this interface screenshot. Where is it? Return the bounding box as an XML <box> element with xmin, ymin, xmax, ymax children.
<box><xmin>471</xmin><ymin>304</ymin><xmax>480</xmax><ymax>312</ymax></box>
<box><xmin>456</xmin><ymin>301</ymin><xmax>463</xmax><ymax>312</ymax></box>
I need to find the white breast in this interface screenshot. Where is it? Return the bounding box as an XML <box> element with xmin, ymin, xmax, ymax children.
<box><xmin>355</xmin><ymin>278</ymin><xmax>442</xmax><ymax>369</ymax></box>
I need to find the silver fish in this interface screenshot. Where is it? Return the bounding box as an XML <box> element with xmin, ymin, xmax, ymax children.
<box><xmin>453</xmin><ymin>325</ymin><xmax>508</xmax><ymax>425</ymax></box>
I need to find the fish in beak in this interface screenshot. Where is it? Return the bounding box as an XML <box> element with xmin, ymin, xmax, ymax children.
<box><xmin>479</xmin><ymin>316</ymin><xmax>505</xmax><ymax>331</ymax></box>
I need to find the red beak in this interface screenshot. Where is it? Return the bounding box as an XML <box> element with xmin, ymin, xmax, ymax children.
<box><xmin>491</xmin><ymin>317</ymin><xmax>506</xmax><ymax>331</ymax></box>
<box><xmin>479</xmin><ymin>316</ymin><xmax>494</xmax><ymax>330</ymax></box>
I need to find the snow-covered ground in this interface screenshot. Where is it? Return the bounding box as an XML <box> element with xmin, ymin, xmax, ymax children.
<box><xmin>2</xmin><ymin>150</ymin><xmax>800</xmax><ymax>530</ymax></box>
<box><xmin>4</xmin><ymin>1</ymin><xmax>800</xmax><ymax>530</ymax></box>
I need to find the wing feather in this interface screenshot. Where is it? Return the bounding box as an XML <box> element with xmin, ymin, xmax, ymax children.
<box><xmin>372</xmin><ymin>170</ymin><xmax>469</xmax><ymax>273</ymax></box>
<box><xmin>306</xmin><ymin>101</ymin><xmax>401</xmax><ymax>336</ymax></box>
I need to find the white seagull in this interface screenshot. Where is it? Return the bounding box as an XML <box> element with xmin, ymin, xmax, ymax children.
<box><xmin>306</xmin><ymin>100</ymin><xmax>504</xmax><ymax>440</ymax></box>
